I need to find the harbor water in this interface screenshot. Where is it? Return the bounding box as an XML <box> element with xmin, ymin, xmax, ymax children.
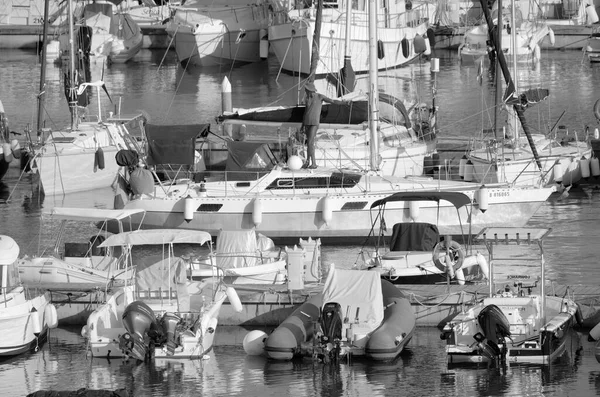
<box><xmin>2</xmin><ymin>48</ymin><xmax>600</xmax><ymax>396</ymax></box>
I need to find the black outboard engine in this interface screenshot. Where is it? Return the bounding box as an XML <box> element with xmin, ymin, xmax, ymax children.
<box><xmin>119</xmin><ymin>301</ymin><xmax>161</xmax><ymax>361</ymax></box>
<box><xmin>321</xmin><ymin>303</ymin><xmax>343</xmax><ymax>342</ymax></box>
<box><xmin>476</xmin><ymin>304</ymin><xmax>511</xmax><ymax>364</ymax></box>
<box><xmin>159</xmin><ymin>312</ymin><xmax>182</xmax><ymax>356</ymax></box>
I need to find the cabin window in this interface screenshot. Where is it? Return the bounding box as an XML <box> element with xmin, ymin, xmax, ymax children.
<box><xmin>341</xmin><ymin>202</ymin><xmax>367</xmax><ymax>210</ymax></box>
<box><xmin>197</xmin><ymin>204</ymin><xmax>223</xmax><ymax>212</ymax></box>
<box><xmin>266</xmin><ymin>172</ymin><xmax>362</xmax><ymax>190</ymax></box>
<box><xmin>324</xmin><ymin>0</ymin><xmax>338</xmax><ymax>8</ymax></box>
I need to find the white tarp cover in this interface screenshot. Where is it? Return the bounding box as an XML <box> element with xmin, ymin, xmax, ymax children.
<box><xmin>322</xmin><ymin>264</ymin><xmax>384</xmax><ymax>326</ymax></box>
<box><xmin>216</xmin><ymin>230</ymin><xmax>258</xmax><ymax>269</ymax></box>
<box><xmin>44</xmin><ymin>207</ymin><xmax>145</xmax><ymax>222</ymax></box>
<box><xmin>135</xmin><ymin>255</ymin><xmax>187</xmax><ymax>292</ymax></box>
<box><xmin>99</xmin><ymin>229</ymin><xmax>212</xmax><ymax>248</ymax></box>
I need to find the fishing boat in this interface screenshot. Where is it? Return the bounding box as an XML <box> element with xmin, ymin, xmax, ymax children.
<box><xmin>165</xmin><ymin>0</ymin><xmax>276</xmax><ymax>67</ymax></box>
<box><xmin>442</xmin><ymin>227</ymin><xmax>579</xmax><ymax>365</ymax></box>
<box><xmin>82</xmin><ymin>229</ymin><xmax>241</xmax><ymax>360</ymax></box>
<box><xmin>22</xmin><ymin>0</ymin><xmax>146</xmax><ymax>196</ymax></box>
<box><xmin>0</xmin><ymin>235</ymin><xmax>58</xmax><ymax>357</ymax></box>
<box><xmin>262</xmin><ymin>263</ymin><xmax>415</xmax><ymax>362</ymax></box>
<box><xmin>190</xmin><ymin>229</ymin><xmax>321</xmax><ymax>285</ymax></box>
<box><xmin>362</xmin><ymin>191</ymin><xmax>489</xmax><ymax>285</ymax></box>
<box><xmin>458</xmin><ymin>1</ymin><xmax>550</xmax><ymax>64</ymax></box>
<box><xmin>112</xmin><ymin>0</ymin><xmax>554</xmax><ymax>243</ymax></box>
<box><xmin>17</xmin><ymin>207</ymin><xmax>145</xmax><ymax>288</ymax></box>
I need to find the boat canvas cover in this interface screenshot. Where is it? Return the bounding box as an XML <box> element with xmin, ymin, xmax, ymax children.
<box><xmin>370</xmin><ymin>191</ymin><xmax>472</xmax><ymax>209</ymax></box>
<box><xmin>145</xmin><ymin>124</ymin><xmax>210</xmax><ymax>166</ymax></box>
<box><xmin>43</xmin><ymin>207</ymin><xmax>145</xmax><ymax>222</ymax></box>
<box><xmin>225</xmin><ymin>141</ymin><xmax>278</xmax><ymax>179</ymax></box>
<box><xmin>322</xmin><ymin>264</ymin><xmax>384</xmax><ymax>327</ymax></box>
<box><xmin>389</xmin><ymin>222</ymin><xmax>439</xmax><ymax>251</ymax></box>
<box><xmin>216</xmin><ymin>230</ymin><xmax>259</xmax><ymax>269</ymax></box>
<box><xmin>99</xmin><ymin>229</ymin><xmax>212</xmax><ymax>247</ymax></box>
<box><xmin>134</xmin><ymin>255</ymin><xmax>188</xmax><ymax>298</ymax></box>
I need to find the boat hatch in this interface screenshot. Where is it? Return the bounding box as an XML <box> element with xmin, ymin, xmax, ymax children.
<box><xmin>236</xmin><ymin>182</ymin><xmax>251</xmax><ymax>187</ymax></box>
<box><xmin>197</xmin><ymin>204</ymin><xmax>223</xmax><ymax>212</ymax></box>
<box><xmin>341</xmin><ymin>202</ymin><xmax>367</xmax><ymax>211</ymax></box>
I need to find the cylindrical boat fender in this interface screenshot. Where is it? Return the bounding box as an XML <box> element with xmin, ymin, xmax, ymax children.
<box><xmin>580</xmin><ymin>157</ymin><xmax>591</xmax><ymax>179</ymax></box>
<box><xmin>432</xmin><ymin>240</ymin><xmax>465</xmax><ymax>273</ymax></box>
<box><xmin>459</xmin><ymin>155</ymin><xmax>467</xmax><ymax>178</ymax></box>
<box><xmin>595</xmin><ymin>127</ymin><xmax>600</xmax><ymax>139</ymax></box>
<box><xmin>321</xmin><ymin>196</ymin><xmax>332</xmax><ymax>226</ymax></box>
<box><xmin>44</xmin><ymin>304</ymin><xmax>59</xmax><ymax>329</ymax></box>
<box><xmin>553</xmin><ymin>161</ymin><xmax>564</xmax><ymax>183</ymax></box>
<box><xmin>455</xmin><ymin>268</ymin><xmax>465</xmax><ymax>285</ymax></box>
<box><xmin>226</xmin><ymin>286</ymin><xmax>243</xmax><ymax>313</ymax></box>
<box><xmin>30</xmin><ymin>307</ymin><xmax>42</xmax><ymax>336</ymax></box>
<box><xmin>591</xmin><ymin>157</ymin><xmax>600</xmax><ymax>177</ymax></box>
<box><xmin>548</xmin><ymin>27</ymin><xmax>556</xmax><ymax>46</ymax></box>
<box><xmin>594</xmin><ymin>98</ymin><xmax>600</xmax><ymax>122</ymax></box>
<box><xmin>476</xmin><ymin>252</ymin><xmax>489</xmax><ymax>279</ymax></box>
<box><xmin>10</xmin><ymin>139</ymin><xmax>21</xmax><ymax>159</ymax></box>
<box><xmin>587</xmin><ymin>3</ymin><xmax>600</xmax><ymax>24</ymax></box>
<box><xmin>259</xmin><ymin>28</ymin><xmax>269</xmax><ymax>59</ymax></box>
<box><xmin>81</xmin><ymin>325</ymin><xmax>89</xmax><ymax>338</ymax></box>
<box><xmin>533</xmin><ymin>44</ymin><xmax>541</xmax><ymax>63</ymax></box>
<box><xmin>2</xmin><ymin>143</ymin><xmax>12</xmax><ymax>163</ymax></box>
<box><xmin>408</xmin><ymin>200</ymin><xmax>420</xmax><ymax>221</ymax></box>
<box><xmin>401</xmin><ymin>38</ymin><xmax>409</xmax><ymax>58</ymax></box>
<box><xmin>378</xmin><ymin>39</ymin><xmax>385</xmax><ymax>59</ymax></box>
<box><xmin>590</xmin><ymin>321</ymin><xmax>600</xmax><ymax>341</ymax></box>
<box><xmin>476</xmin><ymin>185</ymin><xmax>489</xmax><ymax>213</ymax></box>
<box><xmin>252</xmin><ymin>198</ymin><xmax>262</xmax><ymax>227</ymax></box>
<box><xmin>184</xmin><ymin>195</ymin><xmax>194</xmax><ymax>223</ymax></box>
<box><xmin>426</xmin><ymin>27</ymin><xmax>436</xmax><ymax>49</ymax></box>
<box><xmin>414</xmin><ymin>34</ymin><xmax>426</xmax><ymax>54</ymax></box>
<box><xmin>95</xmin><ymin>147</ymin><xmax>105</xmax><ymax>170</ymax></box>
<box><xmin>463</xmin><ymin>160</ymin><xmax>474</xmax><ymax>182</ymax></box>
<box><xmin>424</xmin><ymin>35</ymin><xmax>432</xmax><ymax>56</ymax></box>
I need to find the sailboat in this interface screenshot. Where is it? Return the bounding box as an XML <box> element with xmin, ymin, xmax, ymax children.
<box><xmin>442</xmin><ymin>227</ymin><xmax>579</xmax><ymax>365</ymax></box>
<box><xmin>467</xmin><ymin>0</ymin><xmax>592</xmax><ymax>188</ymax></box>
<box><xmin>23</xmin><ymin>0</ymin><xmax>145</xmax><ymax>196</ymax></box>
<box><xmin>112</xmin><ymin>0</ymin><xmax>554</xmax><ymax>243</ymax></box>
<box><xmin>268</xmin><ymin>0</ymin><xmax>431</xmax><ymax>76</ymax></box>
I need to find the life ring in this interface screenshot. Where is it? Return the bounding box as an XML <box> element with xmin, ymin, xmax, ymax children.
<box><xmin>432</xmin><ymin>240</ymin><xmax>465</xmax><ymax>273</ymax></box>
<box><xmin>594</xmin><ymin>98</ymin><xmax>600</xmax><ymax>122</ymax></box>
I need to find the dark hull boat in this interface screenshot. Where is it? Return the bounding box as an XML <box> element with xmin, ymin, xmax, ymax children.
<box><xmin>263</xmin><ymin>264</ymin><xmax>415</xmax><ymax>362</ymax></box>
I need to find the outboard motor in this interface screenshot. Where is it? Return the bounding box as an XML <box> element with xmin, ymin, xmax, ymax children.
<box><xmin>160</xmin><ymin>313</ymin><xmax>182</xmax><ymax>356</ymax></box>
<box><xmin>476</xmin><ymin>304</ymin><xmax>511</xmax><ymax>364</ymax></box>
<box><xmin>321</xmin><ymin>303</ymin><xmax>343</xmax><ymax>343</ymax></box>
<box><xmin>119</xmin><ymin>301</ymin><xmax>160</xmax><ymax>361</ymax></box>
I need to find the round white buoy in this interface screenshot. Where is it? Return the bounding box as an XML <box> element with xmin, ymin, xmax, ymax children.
<box><xmin>30</xmin><ymin>308</ymin><xmax>42</xmax><ymax>336</ymax></box>
<box><xmin>591</xmin><ymin>157</ymin><xmax>600</xmax><ymax>177</ymax></box>
<box><xmin>243</xmin><ymin>330</ymin><xmax>267</xmax><ymax>356</ymax></box>
<box><xmin>463</xmin><ymin>160</ymin><xmax>474</xmax><ymax>182</ymax></box>
<box><xmin>321</xmin><ymin>196</ymin><xmax>332</xmax><ymax>226</ymax></box>
<box><xmin>226</xmin><ymin>286</ymin><xmax>243</xmax><ymax>313</ymax></box>
<box><xmin>476</xmin><ymin>185</ymin><xmax>489</xmax><ymax>213</ymax></box>
<box><xmin>458</xmin><ymin>155</ymin><xmax>467</xmax><ymax>178</ymax></box>
<box><xmin>45</xmin><ymin>304</ymin><xmax>58</xmax><ymax>329</ymax></box>
<box><xmin>581</xmin><ymin>157</ymin><xmax>591</xmax><ymax>179</ymax></box>
<box><xmin>287</xmin><ymin>155</ymin><xmax>303</xmax><ymax>171</ymax></box>
<box><xmin>184</xmin><ymin>195</ymin><xmax>194</xmax><ymax>223</ymax></box>
<box><xmin>252</xmin><ymin>198</ymin><xmax>262</xmax><ymax>227</ymax></box>
<box><xmin>409</xmin><ymin>200</ymin><xmax>420</xmax><ymax>221</ymax></box>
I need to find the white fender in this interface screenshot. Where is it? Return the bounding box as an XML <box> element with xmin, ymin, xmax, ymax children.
<box><xmin>287</xmin><ymin>155</ymin><xmax>303</xmax><ymax>170</ymax></box>
<box><xmin>463</xmin><ymin>160</ymin><xmax>474</xmax><ymax>182</ymax></box>
<box><xmin>533</xmin><ymin>45</ymin><xmax>541</xmax><ymax>63</ymax></box>
<box><xmin>408</xmin><ymin>200</ymin><xmax>420</xmax><ymax>221</ymax></box>
<box><xmin>587</xmin><ymin>4</ymin><xmax>600</xmax><ymax>24</ymax></box>
<box><xmin>321</xmin><ymin>196</ymin><xmax>332</xmax><ymax>226</ymax></box>
<box><xmin>553</xmin><ymin>161</ymin><xmax>564</xmax><ymax>183</ymax></box>
<box><xmin>548</xmin><ymin>27</ymin><xmax>555</xmax><ymax>46</ymax></box>
<box><xmin>81</xmin><ymin>325</ymin><xmax>89</xmax><ymax>338</ymax></box>
<box><xmin>476</xmin><ymin>252</ymin><xmax>489</xmax><ymax>279</ymax></box>
<box><xmin>567</xmin><ymin>158</ymin><xmax>580</xmax><ymax>185</ymax></box>
<box><xmin>45</xmin><ymin>304</ymin><xmax>58</xmax><ymax>329</ymax></box>
<box><xmin>424</xmin><ymin>36</ymin><xmax>432</xmax><ymax>56</ymax></box>
<box><xmin>459</xmin><ymin>155</ymin><xmax>467</xmax><ymax>178</ymax></box>
<box><xmin>591</xmin><ymin>157</ymin><xmax>600</xmax><ymax>177</ymax></box>
<box><xmin>595</xmin><ymin>127</ymin><xmax>600</xmax><ymax>139</ymax></box>
<box><xmin>243</xmin><ymin>330</ymin><xmax>267</xmax><ymax>356</ymax></box>
<box><xmin>184</xmin><ymin>195</ymin><xmax>194</xmax><ymax>223</ymax></box>
<box><xmin>590</xmin><ymin>321</ymin><xmax>600</xmax><ymax>341</ymax></box>
<box><xmin>226</xmin><ymin>286</ymin><xmax>243</xmax><ymax>313</ymax></box>
<box><xmin>455</xmin><ymin>268</ymin><xmax>465</xmax><ymax>285</ymax></box>
<box><xmin>10</xmin><ymin>139</ymin><xmax>21</xmax><ymax>159</ymax></box>
<box><xmin>476</xmin><ymin>185</ymin><xmax>489</xmax><ymax>213</ymax></box>
<box><xmin>30</xmin><ymin>307</ymin><xmax>42</xmax><ymax>335</ymax></box>
<box><xmin>580</xmin><ymin>157</ymin><xmax>591</xmax><ymax>179</ymax></box>
<box><xmin>252</xmin><ymin>198</ymin><xmax>262</xmax><ymax>227</ymax></box>
<box><xmin>2</xmin><ymin>143</ymin><xmax>12</xmax><ymax>163</ymax></box>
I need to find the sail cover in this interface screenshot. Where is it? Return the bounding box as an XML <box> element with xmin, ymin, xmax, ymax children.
<box><xmin>145</xmin><ymin>124</ymin><xmax>209</xmax><ymax>165</ymax></box>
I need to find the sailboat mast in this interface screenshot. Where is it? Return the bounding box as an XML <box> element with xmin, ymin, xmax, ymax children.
<box><xmin>511</xmin><ymin>0</ymin><xmax>518</xmax><ymax>142</ymax></box>
<box><xmin>494</xmin><ymin>0</ymin><xmax>502</xmax><ymax>140</ymax></box>
<box><xmin>344</xmin><ymin>0</ymin><xmax>351</xmax><ymax>57</ymax></box>
<box><xmin>368</xmin><ymin>0</ymin><xmax>379</xmax><ymax>170</ymax></box>
<box><xmin>37</xmin><ymin>0</ymin><xmax>50</xmax><ymax>136</ymax></box>
<box><xmin>68</xmin><ymin>0</ymin><xmax>77</xmax><ymax>129</ymax></box>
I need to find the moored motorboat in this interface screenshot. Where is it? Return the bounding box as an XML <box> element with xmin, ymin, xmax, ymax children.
<box><xmin>82</xmin><ymin>229</ymin><xmax>241</xmax><ymax>360</ymax></box>
<box><xmin>442</xmin><ymin>227</ymin><xmax>579</xmax><ymax>365</ymax></box>
<box><xmin>0</xmin><ymin>235</ymin><xmax>58</xmax><ymax>357</ymax></box>
<box><xmin>262</xmin><ymin>264</ymin><xmax>415</xmax><ymax>362</ymax></box>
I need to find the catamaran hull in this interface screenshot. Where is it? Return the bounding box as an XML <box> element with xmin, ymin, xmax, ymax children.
<box><xmin>119</xmin><ymin>186</ymin><xmax>553</xmax><ymax>242</ymax></box>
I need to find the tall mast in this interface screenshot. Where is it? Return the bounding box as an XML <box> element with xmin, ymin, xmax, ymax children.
<box><xmin>368</xmin><ymin>0</ymin><xmax>379</xmax><ymax>171</ymax></box>
<box><xmin>68</xmin><ymin>0</ymin><xmax>78</xmax><ymax>130</ymax></box>
<box><xmin>511</xmin><ymin>0</ymin><xmax>518</xmax><ymax>142</ymax></box>
<box><xmin>37</xmin><ymin>0</ymin><xmax>50</xmax><ymax>136</ymax></box>
<box><xmin>494</xmin><ymin>0</ymin><xmax>502</xmax><ymax>140</ymax></box>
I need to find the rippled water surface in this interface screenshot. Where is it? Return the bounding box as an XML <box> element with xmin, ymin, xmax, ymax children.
<box><xmin>2</xmin><ymin>47</ymin><xmax>600</xmax><ymax>396</ymax></box>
